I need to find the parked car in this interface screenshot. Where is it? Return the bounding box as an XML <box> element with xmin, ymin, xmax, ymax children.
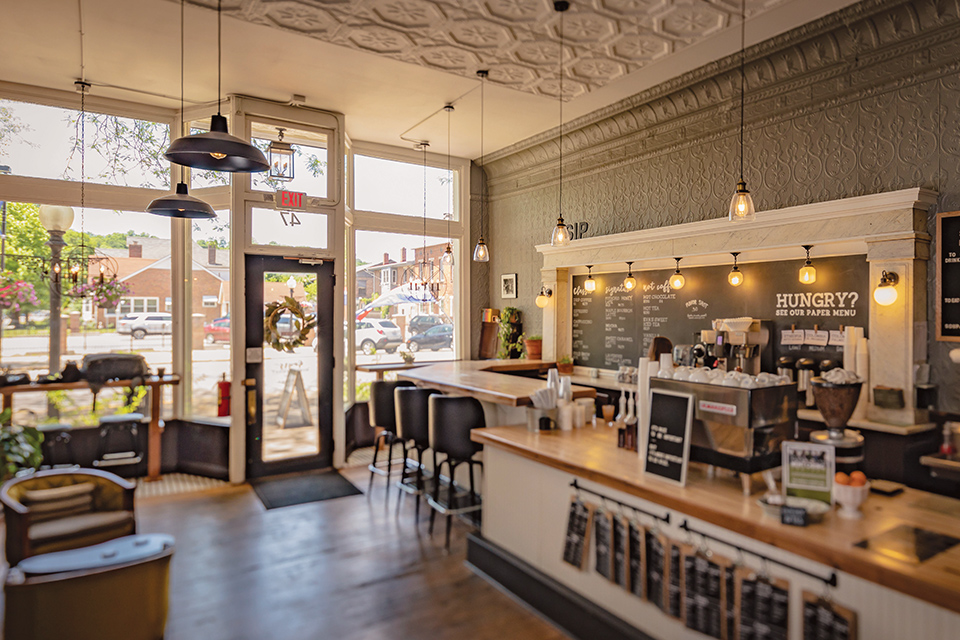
<box><xmin>204</xmin><ymin>317</ymin><xmax>230</xmax><ymax>344</ymax></box>
<box><xmin>406</xmin><ymin>323</ymin><xmax>453</xmax><ymax>352</ymax></box>
<box><xmin>356</xmin><ymin>319</ymin><xmax>402</xmax><ymax>355</ymax></box>
<box><xmin>407</xmin><ymin>314</ymin><xmax>444</xmax><ymax>336</ymax></box>
<box><xmin>117</xmin><ymin>313</ymin><xmax>172</xmax><ymax>339</ymax></box>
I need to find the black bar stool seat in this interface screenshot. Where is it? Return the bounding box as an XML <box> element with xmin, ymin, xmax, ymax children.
<box><xmin>426</xmin><ymin>395</ymin><xmax>485</xmax><ymax>549</ymax></box>
<box><xmin>367</xmin><ymin>380</ymin><xmax>415</xmax><ymax>495</ymax></box>
<box><xmin>394</xmin><ymin>386</ymin><xmax>438</xmax><ymax>519</ymax></box>
<box><xmin>93</xmin><ymin>412</ymin><xmax>144</xmax><ymax>469</ymax></box>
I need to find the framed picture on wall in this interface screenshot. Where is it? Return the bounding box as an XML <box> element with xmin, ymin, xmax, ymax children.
<box><xmin>501</xmin><ymin>273</ymin><xmax>518</xmax><ymax>299</ymax></box>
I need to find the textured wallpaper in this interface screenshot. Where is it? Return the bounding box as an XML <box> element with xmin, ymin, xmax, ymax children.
<box><xmin>477</xmin><ymin>0</ymin><xmax>960</xmax><ymax>412</ymax></box>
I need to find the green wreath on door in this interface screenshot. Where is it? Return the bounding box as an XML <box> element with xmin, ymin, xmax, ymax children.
<box><xmin>264</xmin><ymin>297</ymin><xmax>317</xmax><ymax>353</ymax></box>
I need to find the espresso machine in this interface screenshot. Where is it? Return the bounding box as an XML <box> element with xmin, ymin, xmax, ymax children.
<box><xmin>695</xmin><ymin>320</ymin><xmax>774</xmax><ymax>374</ymax></box>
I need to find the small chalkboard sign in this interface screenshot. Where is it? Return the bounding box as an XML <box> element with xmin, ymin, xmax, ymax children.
<box><xmin>937</xmin><ymin>210</ymin><xmax>960</xmax><ymax>342</ymax></box>
<box><xmin>595</xmin><ymin>509</ymin><xmax>614</xmax><ymax>580</ymax></box>
<box><xmin>562</xmin><ymin>497</ymin><xmax>593</xmax><ymax>569</ymax></box>
<box><xmin>781</xmin><ymin>505</ymin><xmax>808</xmax><ymax>527</ymax></box>
<box><xmin>628</xmin><ymin>520</ymin><xmax>646</xmax><ymax>598</ymax></box>
<box><xmin>612</xmin><ymin>515</ymin><xmax>629</xmax><ymax>588</ymax></box>
<box><xmin>644</xmin><ymin>389</ymin><xmax>694</xmax><ymax>486</ymax></box>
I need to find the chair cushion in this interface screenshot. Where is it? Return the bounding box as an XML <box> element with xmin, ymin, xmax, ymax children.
<box><xmin>29</xmin><ymin>494</ymin><xmax>94</xmax><ymax>523</ymax></box>
<box><xmin>29</xmin><ymin>511</ymin><xmax>134</xmax><ymax>545</ymax></box>
<box><xmin>21</xmin><ymin>482</ymin><xmax>95</xmax><ymax>504</ymax></box>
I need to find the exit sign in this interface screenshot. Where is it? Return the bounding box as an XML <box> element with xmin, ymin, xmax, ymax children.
<box><xmin>278</xmin><ymin>190</ymin><xmax>306</xmax><ymax>209</ymax></box>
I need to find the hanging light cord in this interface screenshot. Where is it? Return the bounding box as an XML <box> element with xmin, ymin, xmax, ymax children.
<box><xmin>77</xmin><ymin>0</ymin><xmax>85</xmax><ymax>83</ymax></box>
<box><xmin>217</xmin><ymin>0</ymin><xmax>222</xmax><ymax>116</ymax></box>
<box><xmin>180</xmin><ymin>0</ymin><xmax>185</xmax><ymax>184</ymax></box>
<box><xmin>422</xmin><ymin>143</ymin><xmax>428</xmax><ymax>282</ymax></box>
<box><xmin>447</xmin><ymin>105</ymin><xmax>452</xmax><ymax>244</ymax></box>
<box><xmin>738</xmin><ymin>0</ymin><xmax>745</xmax><ymax>183</ymax></box>
<box><xmin>479</xmin><ymin>72</ymin><xmax>485</xmax><ymax>240</ymax></box>
<box><xmin>558</xmin><ymin>5</ymin><xmax>564</xmax><ymax>222</ymax></box>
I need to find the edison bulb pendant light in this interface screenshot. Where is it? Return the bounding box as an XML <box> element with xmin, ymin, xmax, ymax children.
<box><xmin>473</xmin><ymin>237</ymin><xmax>489</xmax><ymax>263</ymax></box>
<box><xmin>669</xmin><ymin>257</ymin><xmax>685</xmax><ymax>290</ymax></box>
<box><xmin>729</xmin><ymin>181</ymin><xmax>756</xmax><ymax>222</ymax></box>
<box><xmin>551</xmin><ymin>217</ymin><xmax>571</xmax><ymax>246</ymax></box>
<box><xmin>441</xmin><ymin>243</ymin><xmax>454</xmax><ymax>267</ymax></box>
<box><xmin>584</xmin><ymin>265</ymin><xmax>596</xmax><ymax>292</ymax></box>
<box><xmin>728</xmin><ymin>252</ymin><xmax>743</xmax><ymax>287</ymax></box>
<box><xmin>623</xmin><ymin>261</ymin><xmax>637</xmax><ymax>291</ymax></box>
<box><xmin>799</xmin><ymin>245</ymin><xmax>816</xmax><ymax>284</ymax></box>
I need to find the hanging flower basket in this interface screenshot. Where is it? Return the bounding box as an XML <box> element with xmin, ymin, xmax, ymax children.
<box><xmin>70</xmin><ymin>279</ymin><xmax>130</xmax><ymax>309</ymax></box>
<box><xmin>0</xmin><ymin>272</ymin><xmax>38</xmax><ymax>314</ymax></box>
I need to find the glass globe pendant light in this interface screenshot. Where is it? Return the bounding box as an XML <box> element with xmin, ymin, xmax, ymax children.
<box><xmin>799</xmin><ymin>245</ymin><xmax>817</xmax><ymax>284</ymax></box>
<box><xmin>550</xmin><ymin>0</ymin><xmax>572</xmax><ymax>246</ymax></box>
<box><xmin>584</xmin><ymin>265</ymin><xmax>596</xmax><ymax>292</ymax></box>
<box><xmin>728</xmin><ymin>0</ymin><xmax>755</xmax><ymax>223</ymax></box>
<box><xmin>669</xmin><ymin>257</ymin><xmax>685</xmax><ymax>290</ymax></box>
<box><xmin>728</xmin><ymin>252</ymin><xmax>744</xmax><ymax>287</ymax></box>
<box><xmin>623</xmin><ymin>262</ymin><xmax>637</xmax><ymax>291</ymax></box>
<box><xmin>473</xmin><ymin>70</ymin><xmax>490</xmax><ymax>263</ymax></box>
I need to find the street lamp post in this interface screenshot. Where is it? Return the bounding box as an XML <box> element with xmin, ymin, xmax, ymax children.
<box><xmin>287</xmin><ymin>275</ymin><xmax>296</xmax><ymax>299</ymax></box>
<box><xmin>38</xmin><ymin>205</ymin><xmax>75</xmax><ymax>383</ymax></box>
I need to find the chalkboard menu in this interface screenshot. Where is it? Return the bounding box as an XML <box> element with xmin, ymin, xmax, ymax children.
<box><xmin>644</xmin><ymin>390</ymin><xmax>694</xmax><ymax>486</ymax></box>
<box><xmin>572</xmin><ymin>255</ymin><xmax>869</xmax><ymax>369</ymax></box>
<box><xmin>612</xmin><ymin>515</ymin><xmax>629</xmax><ymax>588</ymax></box>
<box><xmin>562</xmin><ymin>498</ymin><xmax>593</xmax><ymax>569</ymax></box>
<box><xmin>594</xmin><ymin>509</ymin><xmax>613</xmax><ymax>580</ymax></box>
<box><xmin>646</xmin><ymin>533</ymin><xmax>666</xmax><ymax>611</ymax></box>
<box><xmin>937</xmin><ymin>211</ymin><xmax>960</xmax><ymax>341</ymax></box>
<box><xmin>736</xmin><ymin>571</ymin><xmax>790</xmax><ymax>640</ymax></box>
<box><xmin>802</xmin><ymin>591</ymin><xmax>857</xmax><ymax>640</ymax></box>
<box><xmin>628</xmin><ymin>521</ymin><xmax>646</xmax><ymax>597</ymax></box>
<box><xmin>683</xmin><ymin>551</ymin><xmax>728</xmax><ymax>639</ymax></box>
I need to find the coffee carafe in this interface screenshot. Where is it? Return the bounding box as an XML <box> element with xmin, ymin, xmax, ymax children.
<box><xmin>777</xmin><ymin>356</ymin><xmax>796</xmax><ymax>381</ymax></box>
<box><xmin>796</xmin><ymin>358</ymin><xmax>818</xmax><ymax>408</ymax></box>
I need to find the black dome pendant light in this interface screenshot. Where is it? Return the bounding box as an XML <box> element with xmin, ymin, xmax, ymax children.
<box><xmin>163</xmin><ymin>0</ymin><xmax>268</xmax><ymax>173</ymax></box>
<box><xmin>148</xmin><ymin>0</ymin><xmax>216</xmax><ymax>218</ymax></box>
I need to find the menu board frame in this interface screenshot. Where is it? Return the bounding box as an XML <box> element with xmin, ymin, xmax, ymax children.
<box><xmin>643</xmin><ymin>389</ymin><xmax>694</xmax><ymax>487</ymax></box>
<box><xmin>936</xmin><ymin>210</ymin><xmax>960</xmax><ymax>341</ymax></box>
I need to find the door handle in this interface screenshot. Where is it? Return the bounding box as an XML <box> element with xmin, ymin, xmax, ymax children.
<box><xmin>243</xmin><ymin>378</ymin><xmax>257</xmax><ymax>425</ymax></box>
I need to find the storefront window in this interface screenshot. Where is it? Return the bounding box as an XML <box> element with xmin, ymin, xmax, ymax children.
<box><xmin>354</xmin><ymin>154</ymin><xmax>454</xmax><ymax>219</ymax></box>
<box><xmin>0</xmin><ymin>98</ymin><xmax>170</xmax><ymax>189</ymax></box>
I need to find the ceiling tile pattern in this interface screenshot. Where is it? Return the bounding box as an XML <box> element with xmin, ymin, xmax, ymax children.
<box><xmin>186</xmin><ymin>0</ymin><xmax>786</xmax><ymax>98</ymax></box>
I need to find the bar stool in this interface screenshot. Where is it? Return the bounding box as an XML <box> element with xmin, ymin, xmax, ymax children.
<box><xmin>93</xmin><ymin>413</ymin><xmax>144</xmax><ymax>471</ymax></box>
<box><xmin>37</xmin><ymin>423</ymin><xmax>75</xmax><ymax>468</ymax></box>
<box><xmin>367</xmin><ymin>380</ymin><xmax>415</xmax><ymax>494</ymax></box>
<box><xmin>394</xmin><ymin>386</ymin><xmax>437</xmax><ymax>519</ymax></box>
<box><xmin>427</xmin><ymin>395</ymin><xmax>485</xmax><ymax>549</ymax></box>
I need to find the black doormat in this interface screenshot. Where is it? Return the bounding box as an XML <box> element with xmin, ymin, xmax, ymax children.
<box><xmin>252</xmin><ymin>469</ymin><xmax>363</xmax><ymax>510</ymax></box>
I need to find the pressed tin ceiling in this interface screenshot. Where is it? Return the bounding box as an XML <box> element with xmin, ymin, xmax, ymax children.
<box><xmin>186</xmin><ymin>0</ymin><xmax>791</xmax><ymax>99</ymax></box>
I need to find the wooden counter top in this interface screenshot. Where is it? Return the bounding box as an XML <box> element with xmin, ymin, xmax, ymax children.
<box><xmin>398</xmin><ymin>360</ymin><xmax>596</xmax><ymax>407</ymax></box>
<box><xmin>473</xmin><ymin>425</ymin><xmax>960</xmax><ymax>614</ymax></box>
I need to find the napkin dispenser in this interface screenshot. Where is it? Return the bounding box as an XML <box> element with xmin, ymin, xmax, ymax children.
<box><xmin>650</xmin><ymin>378</ymin><xmax>797</xmax><ymax>473</ymax></box>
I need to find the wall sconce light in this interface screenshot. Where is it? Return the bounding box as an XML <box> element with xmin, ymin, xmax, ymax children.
<box><xmin>584</xmin><ymin>265</ymin><xmax>596</xmax><ymax>292</ymax></box>
<box><xmin>623</xmin><ymin>262</ymin><xmax>637</xmax><ymax>291</ymax></box>
<box><xmin>799</xmin><ymin>245</ymin><xmax>816</xmax><ymax>284</ymax></box>
<box><xmin>670</xmin><ymin>257</ymin><xmax>685</xmax><ymax>290</ymax></box>
<box><xmin>873</xmin><ymin>270</ymin><xmax>899</xmax><ymax>306</ymax></box>
<box><xmin>728</xmin><ymin>252</ymin><xmax>743</xmax><ymax>287</ymax></box>
<box><xmin>536</xmin><ymin>285</ymin><xmax>553</xmax><ymax>308</ymax></box>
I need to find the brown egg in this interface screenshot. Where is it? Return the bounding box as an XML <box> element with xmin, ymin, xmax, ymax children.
<box><xmin>835</xmin><ymin>472</ymin><xmax>850</xmax><ymax>485</ymax></box>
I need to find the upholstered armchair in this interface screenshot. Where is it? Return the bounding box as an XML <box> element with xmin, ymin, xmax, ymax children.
<box><xmin>1</xmin><ymin>468</ymin><xmax>136</xmax><ymax>566</ymax></box>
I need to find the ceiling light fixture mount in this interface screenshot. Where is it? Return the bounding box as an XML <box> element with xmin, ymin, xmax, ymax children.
<box><xmin>550</xmin><ymin>0</ymin><xmax>572</xmax><ymax>247</ymax></box>
<box><xmin>728</xmin><ymin>0</ymin><xmax>755</xmax><ymax>223</ymax></box>
<box><xmin>163</xmin><ymin>0</ymin><xmax>268</xmax><ymax>173</ymax></box>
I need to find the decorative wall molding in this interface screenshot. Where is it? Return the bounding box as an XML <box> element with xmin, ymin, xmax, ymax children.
<box><xmin>483</xmin><ymin>0</ymin><xmax>958</xmax><ymax>189</ymax></box>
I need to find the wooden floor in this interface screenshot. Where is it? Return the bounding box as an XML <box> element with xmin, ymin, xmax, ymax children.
<box><xmin>1</xmin><ymin>466</ymin><xmax>569</xmax><ymax>640</ymax></box>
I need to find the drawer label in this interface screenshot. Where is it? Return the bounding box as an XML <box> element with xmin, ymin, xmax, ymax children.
<box><xmin>698</xmin><ymin>400</ymin><xmax>737</xmax><ymax>416</ymax></box>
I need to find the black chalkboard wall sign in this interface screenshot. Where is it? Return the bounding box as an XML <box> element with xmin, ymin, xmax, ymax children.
<box><xmin>937</xmin><ymin>211</ymin><xmax>960</xmax><ymax>341</ymax></box>
<box><xmin>644</xmin><ymin>389</ymin><xmax>694</xmax><ymax>486</ymax></box>
<box><xmin>571</xmin><ymin>255</ymin><xmax>869</xmax><ymax>369</ymax></box>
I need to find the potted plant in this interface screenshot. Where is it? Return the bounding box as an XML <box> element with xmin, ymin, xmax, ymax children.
<box><xmin>0</xmin><ymin>408</ymin><xmax>44</xmax><ymax>482</ymax></box>
<box><xmin>556</xmin><ymin>355</ymin><xmax>574</xmax><ymax>375</ymax></box>
<box><xmin>498</xmin><ymin>307</ymin><xmax>523</xmax><ymax>359</ymax></box>
<box><xmin>398</xmin><ymin>344</ymin><xmax>416</xmax><ymax>365</ymax></box>
<box><xmin>523</xmin><ymin>335</ymin><xmax>543</xmax><ymax>360</ymax></box>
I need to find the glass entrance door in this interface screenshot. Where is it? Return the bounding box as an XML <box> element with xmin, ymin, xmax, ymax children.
<box><xmin>245</xmin><ymin>255</ymin><xmax>334</xmax><ymax>477</ymax></box>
